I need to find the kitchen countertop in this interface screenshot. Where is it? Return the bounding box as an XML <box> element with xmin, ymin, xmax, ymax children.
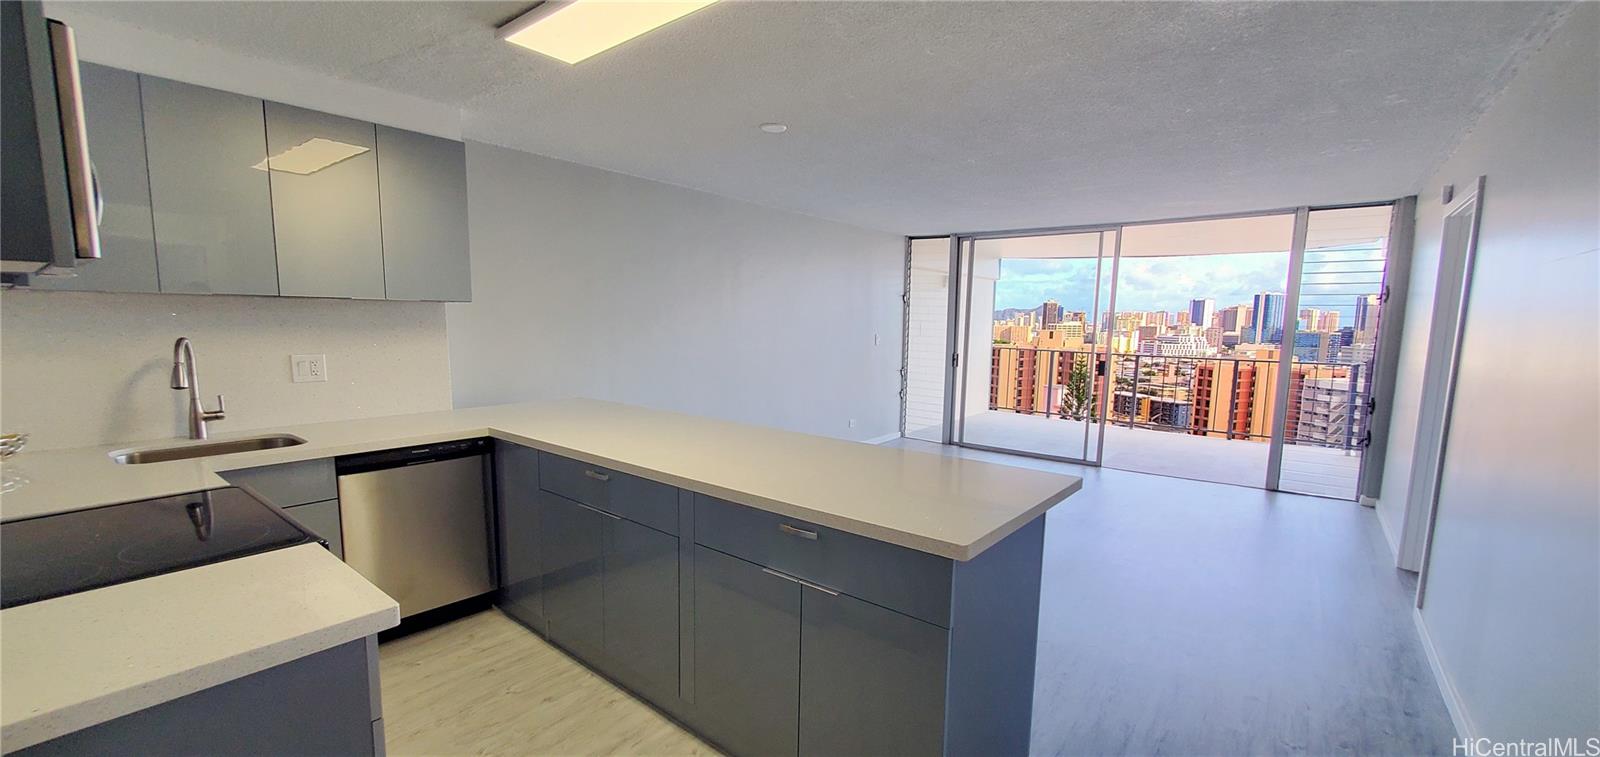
<box><xmin>1</xmin><ymin>398</ymin><xmax>1082</xmax><ymax>560</ymax></box>
<box><xmin>0</xmin><ymin>544</ymin><xmax>397</xmax><ymax>752</ymax></box>
<box><xmin>0</xmin><ymin>398</ymin><xmax>1079</xmax><ymax>750</ymax></box>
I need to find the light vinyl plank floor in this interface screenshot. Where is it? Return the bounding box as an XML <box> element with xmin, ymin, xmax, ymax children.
<box><xmin>379</xmin><ymin>610</ymin><xmax>716</xmax><ymax>756</ymax></box>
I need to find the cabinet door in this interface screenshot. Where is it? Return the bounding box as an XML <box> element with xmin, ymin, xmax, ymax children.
<box><xmin>140</xmin><ymin>76</ymin><xmax>277</xmax><ymax>295</ymax></box>
<box><xmin>799</xmin><ymin>589</ymin><xmax>949</xmax><ymax>757</ymax></box>
<box><xmin>263</xmin><ymin>102</ymin><xmax>384</xmax><ymax>299</ymax></box>
<box><xmin>603</xmin><ymin>518</ymin><xmax>678</xmax><ymax>702</ymax></box>
<box><xmin>539</xmin><ymin>492</ymin><xmax>605</xmax><ymax>662</ymax></box>
<box><xmin>495</xmin><ymin>443</ymin><xmax>544</xmax><ymax>634</ymax></box>
<box><xmin>31</xmin><ymin>64</ymin><xmax>158</xmax><ymax>293</ymax></box>
<box><xmin>375</xmin><ymin>125</ymin><xmax>470</xmax><ymax>302</ymax></box>
<box><xmin>693</xmin><ymin>546</ymin><xmax>800</xmax><ymax>757</ymax></box>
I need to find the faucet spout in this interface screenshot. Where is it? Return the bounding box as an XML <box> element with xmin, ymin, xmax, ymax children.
<box><xmin>171</xmin><ymin>337</ymin><xmax>226</xmax><ymax>440</ymax></box>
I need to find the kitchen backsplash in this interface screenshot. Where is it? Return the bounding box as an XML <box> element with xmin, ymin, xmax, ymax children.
<box><xmin>0</xmin><ymin>290</ymin><xmax>451</xmax><ymax>451</ymax></box>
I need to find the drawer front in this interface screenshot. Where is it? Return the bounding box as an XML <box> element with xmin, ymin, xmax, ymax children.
<box><xmin>538</xmin><ymin>452</ymin><xmax>678</xmax><ymax>535</ymax></box>
<box><xmin>285</xmin><ymin>499</ymin><xmax>343</xmax><ymax>559</ymax></box>
<box><xmin>694</xmin><ymin>494</ymin><xmax>952</xmax><ymax>627</ymax></box>
<box><xmin>220</xmin><ymin>459</ymin><xmax>337</xmax><ymax>507</ymax></box>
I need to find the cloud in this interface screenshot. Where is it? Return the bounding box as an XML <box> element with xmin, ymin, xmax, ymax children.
<box><xmin>994</xmin><ymin>252</ymin><xmax>1291</xmax><ymax>314</ymax></box>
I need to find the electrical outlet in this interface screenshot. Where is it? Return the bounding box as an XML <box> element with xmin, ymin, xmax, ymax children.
<box><xmin>848</xmin><ymin>418</ymin><xmax>856</xmax><ymax>429</ymax></box>
<box><xmin>291</xmin><ymin>354</ymin><xmax>327</xmax><ymax>383</ymax></box>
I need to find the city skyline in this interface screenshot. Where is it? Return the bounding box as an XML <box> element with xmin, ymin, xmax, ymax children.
<box><xmin>993</xmin><ymin>245</ymin><xmax>1381</xmax><ymax>325</ymax></box>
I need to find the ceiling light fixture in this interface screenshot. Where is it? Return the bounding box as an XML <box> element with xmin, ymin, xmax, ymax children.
<box><xmin>498</xmin><ymin>0</ymin><xmax>719</xmax><ymax>65</ymax></box>
<box><xmin>252</xmin><ymin>138</ymin><xmax>369</xmax><ymax>175</ymax></box>
<box><xmin>759</xmin><ymin>123</ymin><xmax>788</xmax><ymax>134</ymax></box>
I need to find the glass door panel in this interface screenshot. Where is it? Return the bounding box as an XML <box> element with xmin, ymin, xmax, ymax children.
<box><xmin>956</xmin><ymin>231</ymin><xmax>1112</xmax><ymax>463</ymax></box>
<box><xmin>1104</xmin><ymin>214</ymin><xmax>1295</xmax><ymax>487</ymax></box>
<box><xmin>1274</xmin><ymin>205</ymin><xmax>1394</xmax><ymax>499</ymax></box>
<box><xmin>904</xmin><ymin>238</ymin><xmax>953</xmax><ymax>442</ymax></box>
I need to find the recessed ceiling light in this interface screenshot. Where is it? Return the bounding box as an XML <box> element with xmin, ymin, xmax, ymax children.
<box><xmin>499</xmin><ymin>0</ymin><xmax>719</xmax><ymax>65</ymax></box>
<box><xmin>759</xmin><ymin>123</ymin><xmax>788</xmax><ymax>134</ymax></box>
<box><xmin>252</xmin><ymin>138</ymin><xmax>369</xmax><ymax>175</ymax></box>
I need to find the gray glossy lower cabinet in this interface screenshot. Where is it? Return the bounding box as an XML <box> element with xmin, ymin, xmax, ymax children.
<box><xmin>693</xmin><ymin>545</ymin><xmax>801</xmax><ymax>757</ymax></box>
<box><xmin>603</xmin><ymin>517</ymin><xmax>679</xmax><ymax>702</ymax></box>
<box><xmin>494</xmin><ymin>445</ymin><xmax>1047</xmax><ymax>757</ymax></box>
<box><xmin>496</xmin><ymin>443</ymin><xmax>545</xmax><ymax>634</ymax></box>
<box><xmin>800</xmin><ymin>588</ymin><xmax>948</xmax><ymax>757</ymax></box>
<box><xmin>30</xmin><ymin>64</ymin><xmax>158</xmax><ymax>293</ymax></box>
<box><xmin>140</xmin><ymin>76</ymin><xmax>278</xmax><ymax>296</ymax></box>
<box><xmin>265</xmin><ymin>102</ymin><xmax>385</xmax><ymax>299</ymax></box>
<box><xmin>16</xmin><ymin>637</ymin><xmax>380</xmax><ymax>756</ymax></box>
<box><xmin>539</xmin><ymin>491</ymin><xmax>606</xmax><ymax>662</ymax></box>
<box><xmin>288</xmin><ymin>499</ymin><xmax>344</xmax><ymax>559</ymax></box>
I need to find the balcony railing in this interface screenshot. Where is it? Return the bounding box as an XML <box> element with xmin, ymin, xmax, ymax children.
<box><xmin>986</xmin><ymin>345</ymin><xmax>1370</xmax><ymax>452</ymax></box>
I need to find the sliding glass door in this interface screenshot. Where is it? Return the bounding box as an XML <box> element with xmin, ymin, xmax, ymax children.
<box><xmin>906</xmin><ymin>202</ymin><xmax>1401</xmax><ymax>500</ymax></box>
<box><xmin>951</xmin><ymin>230</ymin><xmax>1116</xmax><ymax>464</ymax></box>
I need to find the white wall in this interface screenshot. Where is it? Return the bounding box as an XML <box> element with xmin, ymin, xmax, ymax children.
<box><xmin>447</xmin><ymin>142</ymin><xmax>904</xmax><ymax>441</ymax></box>
<box><xmin>0</xmin><ymin>292</ymin><xmax>451</xmax><ymax>450</ymax></box>
<box><xmin>1378</xmin><ymin>5</ymin><xmax>1598</xmax><ymax>740</ymax></box>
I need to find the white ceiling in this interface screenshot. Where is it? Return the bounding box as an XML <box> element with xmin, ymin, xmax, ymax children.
<box><xmin>60</xmin><ymin>1</ymin><xmax>1568</xmax><ymax>234</ymax></box>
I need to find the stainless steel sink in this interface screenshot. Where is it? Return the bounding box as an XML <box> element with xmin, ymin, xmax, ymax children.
<box><xmin>110</xmin><ymin>434</ymin><xmax>307</xmax><ymax>465</ymax></box>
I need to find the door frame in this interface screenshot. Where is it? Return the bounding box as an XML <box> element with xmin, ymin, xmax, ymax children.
<box><xmin>1404</xmin><ymin>177</ymin><xmax>1486</xmax><ymax>592</ymax></box>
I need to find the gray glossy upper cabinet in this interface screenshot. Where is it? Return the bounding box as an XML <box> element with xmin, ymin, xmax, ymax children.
<box><xmin>376</xmin><ymin>126</ymin><xmax>470</xmax><ymax>301</ymax></box>
<box><xmin>693</xmin><ymin>545</ymin><xmax>801</xmax><ymax>757</ymax></box>
<box><xmin>31</xmin><ymin>64</ymin><xmax>158</xmax><ymax>293</ymax></box>
<box><xmin>799</xmin><ymin>589</ymin><xmax>948</xmax><ymax>757</ymax></box>
<box><xmin>140</xmin><ymin>76</ymin><xmax>278</xmax><ymax>295</ymax></box>
<box><xmin>263</xmin><ymin>102</ymin><xmax>384</xmax><ymax>299</ymax></box>
<box><xmin>602</xmin><ymin>518</ymin><xmax>679</xmax><ymax>703</ymax></box>
<box><xmin>539</xmin><ymin>491</ymin><xmax>606</xmax><ymax>663</ymax></box>
<box><xmin>495</xmin><ymin>442</ymin><xmax>545</xmax><ymax>634</ymax></box>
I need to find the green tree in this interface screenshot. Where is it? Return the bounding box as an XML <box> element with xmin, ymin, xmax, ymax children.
<box><xmin>1061</xmin><ymin>359</ymin><xmax>1092</xmax><ymax>420</ymax></box>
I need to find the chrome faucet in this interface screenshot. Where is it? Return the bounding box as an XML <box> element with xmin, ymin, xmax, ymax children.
<box><xmin>170</xmin><ymin>337</ymin><xmax>226</xmax><ymax>440</ymax></box>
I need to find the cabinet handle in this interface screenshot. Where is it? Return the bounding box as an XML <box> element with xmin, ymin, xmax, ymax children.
<box><xmin>584</xmin><ymin>469</ymin><xmax>611</xmax><ymax>482</ymax></box>
<box><xmin>778</xmin><ymin>523</ymin><xmax>818</xmax><ymax>540</ymax></box>
<box><xmin>576</xmin><ymin>501</ymin><xmax>622</xmax><ymax>521</ymax></box>
<box><xmin>761</xmin><ymin>567</ymin><xmax>839</xmax><ymax>596</ymax></box>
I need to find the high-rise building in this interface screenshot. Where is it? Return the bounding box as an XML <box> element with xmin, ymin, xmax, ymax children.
<box><xmin>1317</xmin><ymin>311</ymin><xmax>1341</xmax><ymax>332</ymax></box>
<box><xmin>1353</xmin><ymin>294</ymin><xmax>1380</xmax><ymax>344</ymax></box>
<box><xmin>1189</xmin><ymin>298</ymin><xmax>1215</xmax><ymax>330</ymax></box>
<box><xmin>1251</xmin><ymin>292</ymin><xmax>1286</xmax><ymax>343</ymax></box>
<box><xmin>1219</xmin><ymin>304</ymin><xmax>1248</xmax><ymax>333</ymax></box>
<box><xmin>1298</xmin><ymin>307</ymin><xmax>1322</xmax><ymax>332</ymax></box>
<box><xmin>1041</xmin><ymin>299</ymin><xmax>1063</xmax><ymax>328</ymax></box>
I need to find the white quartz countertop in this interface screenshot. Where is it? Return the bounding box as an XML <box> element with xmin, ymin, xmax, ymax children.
<box><xmin>0</xmin><ymin>545</ymin><xmax>398</xmax><ymax>752</ymax></box>
<box><xmin>0</xmin><ymin>398</ymin><xmax>1082</xmax><ymax>560</ymax></box>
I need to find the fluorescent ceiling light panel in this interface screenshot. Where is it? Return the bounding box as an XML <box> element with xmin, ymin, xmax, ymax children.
<box><xmin>499</xmin><ymin>0</ymin><xmax>718</xmax><ymax>64</ymax></box>
<box><xmin>253</xmin><ymin>138</ymin><xmax>370</xmax><ymax>175</ymax></box>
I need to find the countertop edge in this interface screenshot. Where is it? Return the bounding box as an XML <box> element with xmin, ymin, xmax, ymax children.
<box><xmin>487</xmin><ymin>429</ymin><xmax>1081</xmax><ymax>561</ymax></box>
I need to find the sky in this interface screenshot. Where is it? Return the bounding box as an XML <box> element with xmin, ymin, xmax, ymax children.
<box><xmin>994</xmin><ymin>251</ymin><xmax>1291</xmax><ymax>315</ymax></box>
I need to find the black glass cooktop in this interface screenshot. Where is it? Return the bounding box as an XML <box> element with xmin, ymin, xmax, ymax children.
<box><xmin>0</xmin><ymin>487</ymin><xmax>319</xmax><ymax>609</ymax></box>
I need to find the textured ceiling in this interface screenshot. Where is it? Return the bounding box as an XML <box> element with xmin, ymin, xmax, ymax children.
<box><xmin>60</xmin><ymin>1</ymin><xmax>1568</xmax><ymax>234</ymax></box>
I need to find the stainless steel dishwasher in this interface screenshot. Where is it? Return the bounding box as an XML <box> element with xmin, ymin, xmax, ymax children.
<box><xmin>336</xmin><ymin>438</ymin><xmax>493</xmax><ymax>618</ymax></box>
